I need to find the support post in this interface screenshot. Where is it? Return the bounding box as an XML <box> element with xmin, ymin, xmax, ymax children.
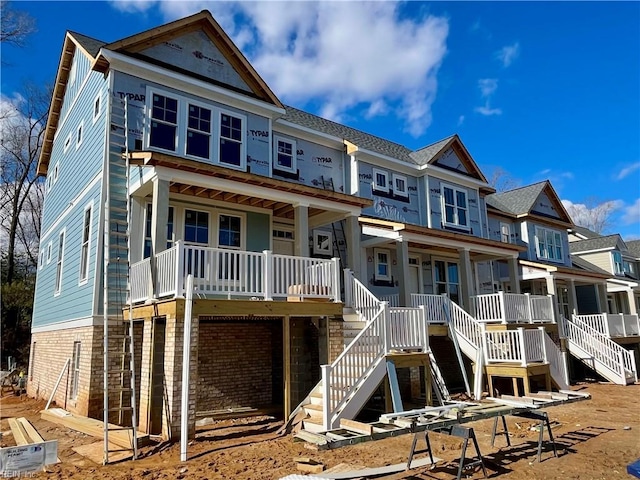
<box><xmin>150</xmin><ymin>176</ymin><xmax>169</xmax><ymax>257</ymax></box>
<box><xmin>174</xmin><ymin>240</ymin><xmax>184</xmax><ymax>298</ymax></box>
<box><xmin>381</xmin><ymin>301</ymin><xmax>391</xmax><ymax>352</ymax></box>
<box><xmin>283</xmin><ymin>316</ymin><xmax>291</xmax><ymax>419</ymax></box>
<box><xmin>263</xmin><ymin>250</ymin><xmax>273</xmax><ymax>301</ymax></box>
<box><xmin>518</xmin><ymin>327</ymin><xmax>527</xmax><ymax>366</ymax></box>
<box><xmin>180</xmin><ymin>275</ymin><xmax>194</xmax><ymax>462</ymax></box>
<box><xmin>499</xmin><ymin>291</ymin><xmax>507</xmax><ymax>324</ymax></box>
<box><xmin>525</xmin><ymin>293</ymin><xmax>533</xmax><ymax>323</ymax></box>
<box><xmin>397</xmin><ymin>241</ymin><xmax>410</xmax><ymax>307</ymax></box>
<box><xmin>458</xmin><ymin>248</ymin><xmax>474</xmax><ymax>312</ymax></box>
<box><xmin>332</xmin><ymin>258</ymin><xmax>341</xmax><ymax>302</ymax></box>
<box><xmin>343</xmin><ymin>269</ymin><xmax>353</xmax><ymax>307</ymax></box>
<box><xmin>321</xmin><ymin>365</ymin><xmax>331</xmax><ymax>431</ymax></box>
<box><xmin>539</xmin><ymin>327</ymin><xmax>547</xmax><ymax>363</ymax></box>
<box><xmin>621</xmin><ymin>314</ymin><xmax>627</xmax><ymax>337</ymax></box>
<box><xmin>420</xmin><ymin>305</ymin><xmax>429</xmax><ymax>353</ymax></box>
<box><xmin>603</xmin><ymin>313</ymin><xmax>611</xmax><ymax>337</ymax></box>
<box><xmin>345</xmin><ymin>215</ymin><xmax>361</xmax><ymax>277</ymax></box>
<box><xmin>294</xmin><ymin>204</ymin><xmax>310</xmax><ymax>258</ymax></box>
<box><xmin>508</xmin><ymin>256</ymin><xmax>521</xmax><ymax>294</ymax></box>
<box><xmin>567</xmin><ymin>279</ymin><xmax>578</xmax><ymax>317</ymax></box>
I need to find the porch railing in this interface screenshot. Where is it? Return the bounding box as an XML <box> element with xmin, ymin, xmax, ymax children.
<box><xmin>410</xmin><ymin>294</ymin><xmax>448</xmax><ymax>324</ymax></box>
<box><xmin>380</xmin><ymin>293</ymin><xmax>400</xmax><ymax>307</ymax></box>
<box><xmin>470</xmin><ymin>292</ymin><xmax>554</xmax><ymax>324</ymax></box>
<box><xmin>130</xmin><ymin>241</ymin><xmax>340</xmax><ymax>303</ymax></box>
<box><xmin>484</xmin><ymin>327</ymin><xmax>547</xmax><ymax>366</ymax></box>
<box><xmin>574</xmin><ymin>313</ymin><xmax>640</xmax><ymax>338</ymax></box>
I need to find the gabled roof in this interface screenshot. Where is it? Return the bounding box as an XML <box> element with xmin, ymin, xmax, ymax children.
<box><xmin>569</xmin><ymin>234</ymin><xmax>625</xmax><ymax>253</ymax></box>
<box><xmin>569</xmin><ymin>225</ymin><xmax>601</xmax><ymax>240</ymax></box>
<box><xmin>570</xmin><ymin>255</ymin><xmax>612</xmax><ymax>276</ymax></box>
<box><xmin>485</xmin><ymin>180</ymin><xmax>572</xmax><ymax>224</ymax></box>
<box><xmin>626</xmin><ymin>240</ymin><xmax>640</xmax><ymax>259</ymax></box>
<box><xmin>68</xmin><ymin>31</ymin><xmax>106</xmax><ymax>57</ymax></box>
<box><xmin>409</xmin><ymin>136</ymin><xmax>455</xmax><ymax>165</ymax></box>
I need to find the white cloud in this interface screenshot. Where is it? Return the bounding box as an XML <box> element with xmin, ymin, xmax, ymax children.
<box><xmin>474</xmin><ymin>78</ymin><xmax>502</xmax><ymax>116</ymax></box>
<box><xmin>474</xmin><ymin>106</ymin><xmax>502</xmax><ymax>116</ymax></box>
<box><xmin>496</xmin><ymin>42</ymin><xmax>520</xmax><ymax>67</ymax></box>
<box><xmin>616</xmin><ymin>161</ymin><xmax>640</xmax><ymax>180</ymax></box>
<box><xmin>110</xmin><ymin>1</ymin><xmax>449</xmax><ymax>137</ymax></box>
<box><xmin>622</xmin><ymin>198</ymin><xmax>640</xmax><ymax>225</ymax></box>
<box><xmin>457</xmin><ymin>115</ymin><xmax>465</xmax><ymax>126</ymax></box>
<box><xmin>562</xmin><ymin>198</ymin><xmax>625</xmax><ymax>232</ymax></box>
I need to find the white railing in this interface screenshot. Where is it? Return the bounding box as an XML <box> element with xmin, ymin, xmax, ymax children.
<box><xmin>130</xmin><ymin>257</ymin><xmax>151</xmax><ymax>303</ymax></box>
<box><xmin>389</xmin><ymin>306</ymin><xmax>428</xmax><ymax>351</ymax></box>
<box><xmin>484</xmin><ymin>327</ymin><xmax>546</xmax><ymax>366</ymax></box>
<box><xmin>411</xmin><ymin>294</ymin><xmax>448</xmax><ymax>324</ymax></box>
<box><xmin>470</xmin><ymin>292</ymin><xmax>554</xmax><ymax>324</ymax></box>
<box><xmin>130</xmin><ymin>241</ymin><xmax>340</xmax><ymax>303</ymax></box>
<box><xmin>574</xmin><ymin>314</ymin><xmax>609</xmax><ymax>336</ymax></box>
<box><xmin>448</xmin><ymin>300</ymin><xmax>483</xmax><ymax>351</ymax></box>
<box><xmin>544</xmin><ymin>333</ymin><xmax>569</xmax><ymax>389</ymax></box>
<box><xmin>621</xmin><ymin>314</ymin><xmax>640</xmax><ymax>336</ymax></box>
<box><xmin>563</xmin><ymin>315</ymin><xmax>637</xmax><ymax>384</ymax></box>
<box><xmin>575</xmin><ymin>313</ymin><xmax>640</xmax><ymax>338</ymax></box>
<box><xmin>380</xmin><ymin>293</ymin><xmax>400</xmax><ymax>307</ymax></box>
<box><xmin>344</xmin><ymin>269</ymin><xmax>380</xmax><ymax>322</ymax></box>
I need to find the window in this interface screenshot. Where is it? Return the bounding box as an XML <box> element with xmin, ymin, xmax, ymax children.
<box><xmin>76</xmin><ymin>122</ymin><xmax>83</xmax><ymax>148</ymax></box>
<box><xmin>372</xmin><ymin>169</ymin><xmax>389</xmax><ymax>193</ymax></box>
<box><xmin>442</xmin><ymin>184</ymin><xmax>468</xmax><ymax>228</ymax></box>
<box><xmin>500</xmin><ymin>222</ymin><xmax>511</xmax><ymax>243</ymax></box>
<box><xmin>39</xmin><ymin>250</ymin><xmax>44</xmax><ymax>270</ymax></box>
<box><xmin>274</xmin><ymin>136</ymin><xmax>296</xmax><ymax>172</ymax></box>
<box><xmin>623</xmin><ymin>260</ymin><xmax>634</xmax><ymax>275</ymax></box>
<box><xmin>219</xmin><ymin>111</ymin><xmax>244</xmax><ymax>168</ymax></box>
<box><xmin>93</xmin><ymin>95</ymin><xmax>101</xmax><ymax>122</ymax></box>
<box><xmin>184</xmin><ymin>209</ymin><xmax>209</xmax><ymax>244</ymax></box>
<box><xmin>79</xmin><ymin>205</ymin><xmax>92</xmax><ymax>283</ymax></box>
<box><xmin>149</xmin><ymin>93</ymin><xmax>178</xmax><ymax>151</ymax></box>
<box><xmin>70</xmin><ymin>341</ymin><xmax>81</xmax><ymax>400</ymax></box>
<box><xmin>143</xmin><ymin>205</ymin><xmax>174</xmax><ymax>258</ymax></box>
<box><xmin>29</xmin><ymin>342</ymin><xmax>36</xmax><ymax>380</ymax></box>
<box><xmin>613</xmin><ymin>251</ymin><xmax>624</xmax><ymax>275</ymax></box>
<box><xmin>63</xmin><ymin>133</ymin><xmax>72</xmax><ymax>154</ymax></box>
<box><xmin>273</xmin><ymin>229</ymin><xmax>294</xmax><ymax>240</ymax></box>
<box><xmin>433</xmin><ymin>260</ymin><xmax>460</xmax><ymax>305</ymax></box>
<box><xmin>54</xmin><ymin>230</ymin><xmax>65</xmax><ymax>295</ymax></box>
<box><xmin>374</xmin><ymin>248</ymin><xmax>391</xmax><ymax>281</ymax></box>
<box><xmin>535</xmin><ymin>226</ymin><xmax>563</xmax><ymax>262</ymax></box>
<box><xmin>313</xmin><ymin>231</ymin><xmax>332</xmax><ymax>255</ymax></box>
<box><xmin>53</xmin><ymin>163</ymin><xmax>59</xmax><ymax>183</ymax></box>
<box><xmin>392</xmin><ymin>174</ymin><xmax>408</xmax><ymax>197</ymax></box>
<box><xmin>47</xmin><ymin>242</ymin><xmax>52</xmax><ymax>264</ymax></box>
<box><xmin>186</xmin><ymin>104</ymin><xmax>212</xmax><ymax>159</ymax></box>
<box><xmin>218</xmin><ymin>214</ymin><xmax>242</xmax><ymax>249</ymax></box>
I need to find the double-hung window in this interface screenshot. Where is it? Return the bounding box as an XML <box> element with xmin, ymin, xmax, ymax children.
<box><xmin>612</xmin><ymin>251</ymin><xmax>624</xmax><ymax>275</ymax></box>
<box><xmin>143</xmin><ymin>205</ymin><xmax>175</xmax><ymax>259</ymax></box>
<box><xmin>393</xmin><ymin>174</ymin><xmax>408</xmax><ymax>198</ymax></box>
<box><xmin>535</xmin><ymin>226</ymin><xmax>563</xmax><ymax>262</ymax></box>
<box><xmin>79</xmin><ymin>205</ymin><xmax>92</xmax><ymax>283</ymax></box>
<box><xmin>218</xmin><ymin>214</ymin><xmax>242</xmax><ymax>249</ymax></box>
<box><xmin>274</xmin><ymin>136</ymin><xmax>296</xmax><ymax>172</ymax></box>
<box><xmin>374</xmin><ymin>248</ymin><xmax>391</xmax><ymax>281</ymax></box>
<box><xmin>442</xmin><ymin>184</ymin><xmax>468</xmax><ymax>229</ymax></box>
<box><xmin>219</xmin><ymin>112</ymin><xmax>244</xmax><ymax>168</ymax></box>
<box><xmin>373</xmin><ymin>169</ymin><xmax>389</xmax><ymax>193</ymax></box>
<box><xmin>70</xmin><ymin>341</ymin><xmax>81</xmax><ymax>400</ymax></box>
<box><xmin>55</xmin><ymin>230</ymin><xmax>65</xmax><ymax>295</ymax></box>
<box><xmin>150</xmin><ymin>93</ymin><xmax>178</xmax><ymax>151</ymax></box>
<box><xmin>500</xmin><ymin>222</ymin><xmax>511</xmax><ymax>243</ymax></box>
<box><xmin>186</xmin><ymin>104</ymin><xmax>212</xmax><ymax>159</ymax></box>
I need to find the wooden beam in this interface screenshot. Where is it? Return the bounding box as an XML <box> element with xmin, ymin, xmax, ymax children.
<box><xmin>283</xmin><ymin>316</ymin><xmax>291</xmax><ymax>420</ymax></box>
<box><xmin>8</xmin><ymin>418</ymin><xmax>30</xmax><ymax>446</ymax></box>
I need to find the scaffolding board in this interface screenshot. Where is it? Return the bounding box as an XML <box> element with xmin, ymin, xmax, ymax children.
<box><xmin>295</xmin><ymin>390</ymin><xmax>590</xmax><ymax>450</ymax></box>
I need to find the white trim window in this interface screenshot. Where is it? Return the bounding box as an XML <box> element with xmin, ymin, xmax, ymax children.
<box><xmin>149</xmin><ymin>92</ymin><xmax>179</xmax><ymax>152</ymax></box>
<box><xmin>79</xmin><ymin>204</ymin><xmax>92</xmax><ymax>284</ymax></box>
<box><xmin>535</xmin><ymin>226</ymin><xmax>563</xmax><ymax>262</ymax></box>
<box><xmin>612</xmin><ymin>251</ymin><xmax>624</xmax><ymax>275</ymax></box>
<box><xmin>70</xmin><ymin>341</ymin><xmax>81</xmax><ymax>400</ymax></box>
<box><xmin>274</xmin><ymin>136</ymin><xmax>296</xmax><ymax>173</ymax></box>
<box><xmin>54</xmin><ymin>229</ymin><xmax>66</xmax><ymax>296</ymax></box>
<box><xmin>76</xmin><ymin>122</ymin><xmax>83</xmax><ymax>149</ymax></box>
<box><xmin>53</xmin><ymin>163</ymin><xmax>59</xmax><ymax>184</ymax></box>
<box><xmin>143</xmin><ymin>204</ymin><xmax>175</xmax><ymax>258</ymax></box>
<box><xmin>218</xmin><ymin>110</ymin><xmax>245</xmax><ymax>169</ymax></box>
<box><xmin>433</xmin><ymin>259</ymin><xmax>460</xmax><ymax>304</ymax></box>
<box><xmin>218</xmin><ymin>213</ymin><xmax>243</xmax><ymax>250</ymax></box>
<box><xmin>313</xmin><ymin>231</ymin><xmax>332</xmax><ymax>255</ymax></box>
<box><xmin>441</xmin><ymin>184</ymin><xmax>468</xmax><ymax>229</ymax></box>
<box><xmin>63</xmin><ymin>133</ymin><xmax>72</xmax><ymax>154</ymax></box>
<box><xmin>93</xmin><ymin>94</ymin><xmax>101</xmax><ymax>123</ymax></box>
<box><xmin>46</xmin><ymin>242</ymin><xmax>52</xmax><ymax>264</ymax></box>
<box><xmin>500</xmin><ymin>222</ymin><xmax>511</xmax><ymax>243</ymax></box>
<box><xmin>374</xmin><ymin>248</ymin><xmax>391</xmax><ymax>281</ymax></box>
<box><xmin>186</xmin><ymin>103</ymin><xmax>212</xmax><ymax>159</ymax></box>
<box><xmin>372</xmin><ymin>168</ymin><xmax>389</xmax><ymax>193</ymax></box>
<box><xmin>392</xmin><ymin>174</ymin><xmax>408</xmax><ymax>198</ymax></box>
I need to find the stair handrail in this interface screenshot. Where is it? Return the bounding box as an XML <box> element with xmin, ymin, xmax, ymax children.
<box><xmin>542</xmin><ymin>330</ymin><xmax>569</xmax><ymax>388</ymax></box>
<box><xmin>564</xmin><ymin>315</ymin><xmax>636</xmax><ymax>381</ymax></box>
<box><xmin>343</xmin><ymin>269</ymin><xmax>380</xmax><ymax>323</ymax></box>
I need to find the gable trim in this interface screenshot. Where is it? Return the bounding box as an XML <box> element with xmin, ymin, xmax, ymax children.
<box><xmin>428</xmin><ymin>135</ymin><xmax>489</xmax><ymax>184</ymax></box>
<box><xmin>531</xmin><ymin>181</ymin><xmax>573</xmax><ymax>224</ymax></box>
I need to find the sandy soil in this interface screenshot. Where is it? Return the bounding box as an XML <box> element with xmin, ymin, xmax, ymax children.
<box><xmin>1</xmin><ymin>382</ymin><xmax>639</xmax><ymax>479</ymax></box>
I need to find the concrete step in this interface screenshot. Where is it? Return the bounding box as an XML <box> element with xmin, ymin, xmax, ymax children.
<box><xmin>301</xmin><ymin>419</ymin><xmax>325</xmax><ymax>433</ymax></box>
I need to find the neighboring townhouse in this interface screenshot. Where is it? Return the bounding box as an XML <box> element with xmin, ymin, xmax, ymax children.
<box><xmin>28</xmin><ymin>10</ymin><xmax>636</xmax><ymax>447</ymax></box>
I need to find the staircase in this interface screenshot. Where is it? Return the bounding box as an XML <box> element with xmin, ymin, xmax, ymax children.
<box><xmin>561</xmin><ymin>315</ymin><xmax>637</xmax><ymax>385</ymax></box>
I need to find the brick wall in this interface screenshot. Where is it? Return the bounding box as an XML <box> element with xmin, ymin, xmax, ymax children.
<box><xmin>290</xmin><ymin>318</ymin><xmax>320</xmax><ymax>407</ymax></box>
<box><xmin>327</xmin><ymin>317</ymin><xmax>344</xmax><ymax>362</ymax></box>
<box><xmin>196</xmin><ymin>321</ymin><xmax>279</xmax><ymax>412</ymax></box>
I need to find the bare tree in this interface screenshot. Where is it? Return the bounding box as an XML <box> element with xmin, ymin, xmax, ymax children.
<box><xmin>488</xmin><ymin>166</ymin><xmax>521</xmax><ymax>192</ymax></box>
<box><xmin>0</xmin><ymin>83</ymin><xmax>50</xmax><ymax>283</ymax></box>
<box><xmin>0</xmin><ymin>1</ymin><xmax>36</xmax><ymax>48</ymax></box>
<box><xmin>563</xmin><ymin>196</ymin><xmax>620</xmax><ymax>234</ymax></box>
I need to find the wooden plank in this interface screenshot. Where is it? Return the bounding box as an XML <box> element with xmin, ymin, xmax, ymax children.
<box><xmin>8</xmin><ymin>418</ymin><xmax>30</xmax><ymax>446</ymax></box>
<box><xmin>297</xmin><ymin>462</ymin><xmax>325</xmax><ymax>474</ymax></box>
<box><xmin>17</xmin><ymin>418</ymin><xmax>44</xmax><ymax>442</ymax></box>
<box><xmin>339</xmin><ymin>419</ymin><xmax>373</xmax><ymax>436</ymax></box>
<box><xmin>310</xmin><ymin>456</ymin><xmax>442</xmax><ymax>479</ymax></box>
<box><xmin>283</xmin><ymin>316</ymin><xmax>291</xmax><ymax>420</ymax></box>
<box><xmin>73</xmin><ymin>441</ymin><xmax>132</xmax><ymax>464</ymax></box>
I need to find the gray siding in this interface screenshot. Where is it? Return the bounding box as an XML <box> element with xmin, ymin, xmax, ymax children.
<box><xmin>578</xmin><ymin>251</ymin><xmax>613</xmax><ymax>274</ymax></box>
<box><xmin>522</xmin><ymin>221</ymin><xmax>572</xmax><ymax>266</ymax></box>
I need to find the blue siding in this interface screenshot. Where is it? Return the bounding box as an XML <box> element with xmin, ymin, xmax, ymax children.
<box><xmin>58</xmin><ymin>48</ymin><xmax>92</xmax><ymax>124</ymax></box>
<box><xmin>426</xmin><ymin>176</ymin><xmax>483</xmax><ymax>237</ymax></box>
<box><xmin>32</xmin><ymin>181</ymin><xmax>102</xmax><ymax>327</ymax></box>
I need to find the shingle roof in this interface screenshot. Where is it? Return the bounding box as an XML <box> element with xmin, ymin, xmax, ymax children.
<box><xmin>569</xmin><ymin>235</ymin><xmax>622</xmax><ymax>253</ymax></box>
<box><xmin>485</xmin><ymin>181</ymin><xmax>548</xmax><ymax>215</ymax></box>
<box><xmin>281</xmin><ymin>106</ymin><xmax>418</xmax><ymax>164</ymax></box>
<box><xmin>570</xmin><ymin>225</ymin><xmax>601</xmax><ymax>240</ymax></box>
<box><xmin>68</xmin><ymin>31</ymin><xmax>106</xmax><ymax>57</ymax></box>
<box><xmin>409</xmin><ymin>136</ymin><xmax>455</xmax><ymax>165</ymax></box>
<box><xmin>570</xmin><ymin>255</ymin><xmax>612</xmax><ymax>275</ymax></box>
<box><xmin>626</xmin><ymin>240</ymin><xmax>640</xmax><ymax>258</ymax></box>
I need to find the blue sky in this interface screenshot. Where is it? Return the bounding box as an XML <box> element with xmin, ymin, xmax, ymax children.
<box><xmin>2</xmin><ymin>1</ymin><xmax>639</xmax><ymax>239</ymax></box>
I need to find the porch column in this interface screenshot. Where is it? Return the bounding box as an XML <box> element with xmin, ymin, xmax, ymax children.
<box><xmin>458</xmin><ymin>248</ymin><xmax>474</xmax><ymax>311</ymax></box>
<box><xmin>567</xmin><ymin>279</ymin><xmax>578</xmax><ymax>316</ymax></box>
<box><xmin>597</xmin><ymin>283</ymin><xmax>609</xmax><ymax>313</ymax></box>
<box><xmin>507</xmin><ymin>256</ymin><xmax>521</xmax><ymax>294</ymax></box>
<box><xmin>626</xmin><ymin>289</ymin><xmax>638</xmax><ymax>315</ymax></box>
<box><xmin>396</xmin><ymin>240</ymin><xmax>410</xmax><ymax>307</ymax></box>
<box><xmin>294</xmin><ymin>203</ymin><xmax>309</xmax><ymax>257</ymax></box>
<box><xmin>345</xmin><ymin>215</ymin><xmax>361</xmax><ymax>277</ymax></box>
<box><xmin>151</xmin><ymin>176</ymin><xmax>170</xmax><ymax>256</ymax></box>
<box><xmin>130</xmin><ymin>196</ymin><xmax>145</xmax><ymax>263</ymax></box>
<box><xmin>545</xmin><ymin>275</ymin><xmax>556</xmax><ymax>296</ymax></box>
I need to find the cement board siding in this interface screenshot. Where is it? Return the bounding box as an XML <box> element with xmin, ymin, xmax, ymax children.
<box><xmin>246</xmin><ymin>211</ymin><xmax>270</xmax><ymax>252</ymax></box>
<box><xmin>427</xmin><ymin>176</ymin><xmax>482</xmax><ymax>236</ymax></box>
<box><xmin>33</xmin><ymin>181</ymin><xmax>102</xmax><ymax>327</ymax></box>
<box><xmin>42</xmin><ymin>73</ymin><xmax>107</xmax><ymax>230</ymax></box>
<box><xmin>578</xmin><ymin>251</ymin><xmax>613</xmax><ymax>274</ymax></box>
<box><xmin>58</xmin><ymin>49</ymin><xmax>92</xmax><ymax>126</ymax></box>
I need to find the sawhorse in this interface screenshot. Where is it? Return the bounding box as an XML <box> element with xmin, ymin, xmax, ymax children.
<box><xmin>407</xmin><ymin>425</ymin><xmax>487</xmax><ymax>480</ymax></box>
<box><xmin>491</xmin><ymin>410</ymin><xmax>558</xmax><ymax>462</ymax></box>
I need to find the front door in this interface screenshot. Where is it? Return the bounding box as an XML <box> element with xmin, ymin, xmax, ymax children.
<box><xmin>273</xmin><ymin>227</ymin><xmax>294</xmax><ymax>255</ymax></box>
<box><xmin>149</xmin><ymin>317</ymin><xmax>166</xmax><ymax>436</ymax></box>
<box><xmin>408</xmin><ymin>256</ymin><xmax>421</xmax><ymax>295</ymax></box>
<box><xmin>433</xmin><ymin>259</ymin><xmax>460</xmax><ymax>304</ymax></box>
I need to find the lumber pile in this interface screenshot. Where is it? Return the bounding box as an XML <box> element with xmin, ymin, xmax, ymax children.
<box><xmin>8</xmin><ymin>417</ymin><xmax>60</xmax><ymax>463</ymax></box>
<box><xmin>40</xmin><ymin>408</ymin><xmax>149</xmax><ymax>449</ymax></box>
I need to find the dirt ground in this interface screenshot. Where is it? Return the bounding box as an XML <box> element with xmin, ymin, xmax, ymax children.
<box><xmin>1</xmin><ymin>382</ymin><xmax>639</xmax><ymax>479</ymax></box>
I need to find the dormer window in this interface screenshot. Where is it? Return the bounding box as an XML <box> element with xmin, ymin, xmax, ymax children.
<box><xmin>150</xmin><ymin>94</ymin><xmax>178</xmax><ymax>151</ymax></box>
<box><xmin>442</xmin><ymin>184</ymin><xmax>468</xmax><ymax>229</ymax></box>
<box><xmin>535</xmin><ymin>226</ymin><xmax>563</xmax><ymax>262</ymax></box>
<box><xmin>372</xmin><ymin>169</ymin><xmax>389</xmax><ymax>193</ymax></box>
<box><xmin>274</xmin><ymin>136</ymin><xmax>296</xmax><ymax>173</ymax></box>
<box><xmin>612</xmin><ymin>251</ymin><xmax>624</xmax><ymax>275</ymax></box>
